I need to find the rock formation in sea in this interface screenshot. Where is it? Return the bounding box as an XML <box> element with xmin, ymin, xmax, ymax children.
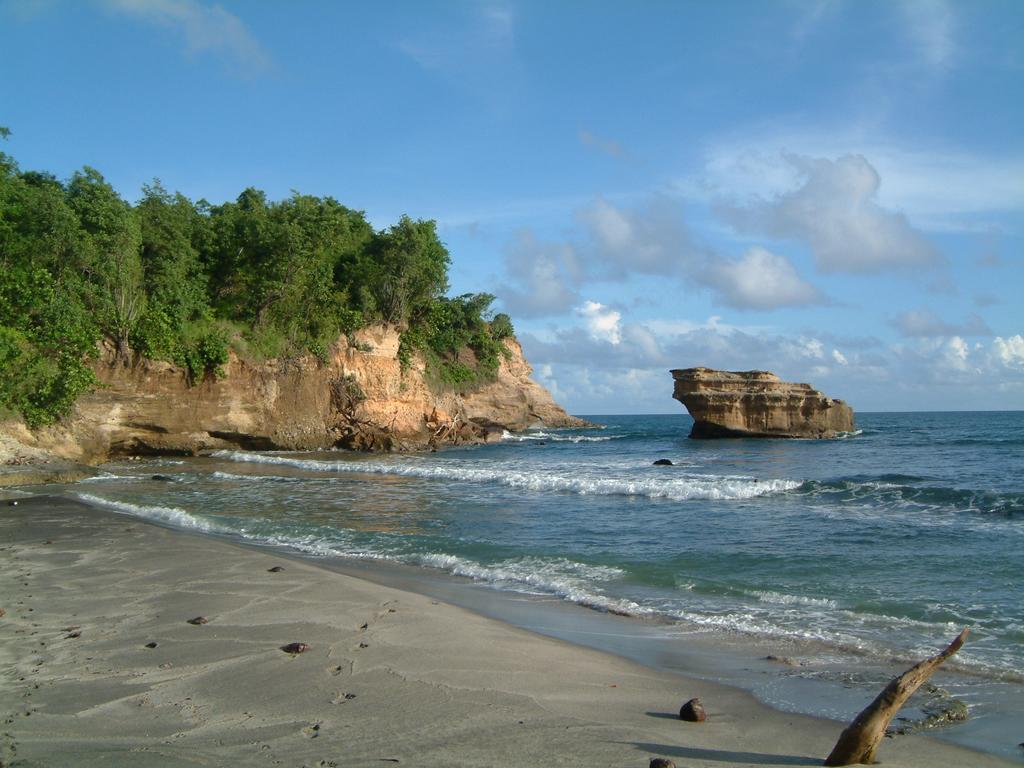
<box><xmin>671</xmin><ymin>367</ymin><xmax>854</xmax><ymax>439</ymax></box>
<box><xmin>2</xmin><ymin>325</ymin><xmax>587</xmax><ymax>465</ymax></box>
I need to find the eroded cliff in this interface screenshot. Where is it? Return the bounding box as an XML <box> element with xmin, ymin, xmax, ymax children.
<box><xmin>5</xmin><ymin>325</ymin><xmax>586</xmax><ymax>464</ymax></box>
<box><xmin>671</xmin><ymin>367</ymin><xmax>854</xmax><ymax>439</ymax></box>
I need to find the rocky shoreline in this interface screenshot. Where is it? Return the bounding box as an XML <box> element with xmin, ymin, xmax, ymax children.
<box><xmin>0</xmin><ymin>325</ymin><xmax>587</xmax><ymax>480</ymax></box>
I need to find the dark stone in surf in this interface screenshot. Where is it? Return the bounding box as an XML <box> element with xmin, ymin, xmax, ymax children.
<box><xmin>281</xmin><ymin>642</ymin><xmax>310</xmax><ymax>655</ymax></box>
<box><xmin>679</xmin><ymin>697</ymin><xmax>706</xmax><ymax>722</ymax></box>
<box><xmin>151</xmin><ymin>474</ymin><xmax>174</xmax><ymax>481</ymax></box>
<box><xmin>267</xmin><ymin>566</ymin><xmax>285</xmax><ymax>572</ymax></box>
<box><xmin>653</xmin><ymin>459</ymin><xmax>673</xmax><ymax>466</ymax></box>
<box><xmin>145</xmin><ymin>641</ymin><xmax>158</xmax><ymax>649</ymax></box>
<box><xmin>650</xmin><ymin>759</ymin><xmax>677</xmax><ymax>768</ymax></box>
<box><xmin>187</xmin><ymin>616</ymin><xmax>209</xmax><ymax>625</ymax></box>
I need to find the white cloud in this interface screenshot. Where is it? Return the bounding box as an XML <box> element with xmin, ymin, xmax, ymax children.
<box><xmin>499</xmin><ymin>230</ymin><xmax>583</xmax><ymax>317</ymax></box>
<box><xmin>698</xmin><ymin>140</ymin><xmax>1024</xmax><ymax>233</ymax></box>
<box><xmin>890</xmin><ymin>309</ymin><xmax>992</xmax><ymax>338</ymax></box>
<box><xmin>523</xmin><ymin>321</ymin><xmax>1024</xmax><ymax>414</ymax></box>
<box><xmin>503</xmin><ymin>196</ymin><xmax>828</xmax><ymax>316</ymax></box>
<box><xmin>576</xmin><ymin>197</ymin><xmax>826</xmax><ymax>311</ymax></box>
<box><xmin>578</xmin><ymin>300</ymin><xmax>622</xmax><ymax>345</ymax></box>
<box><xmin>577</xmin><ymin>196</ymin><xmax>701</xmax><ymax>277</ymax></box>
<box><xmin>719</xmin><ymin>153</ymin><xmax>940</xmax><ymax>273</ymax></box>
<box><xmin>702</xmin><ymin>246</ymin><xmax>824</xmax><ymax>309</ymax></box>
<box><xmin>940</xmin><ymin>336</ymin><xmax>972</xmax><ymax>372</ymax></box>
<box><xmin>103</xmin><ymin>0</ymin><xmax>272</xmax><ymax>75</ymax></box>
<box><xmin>993</xmin><ymin>335</ymin><xmax>1024</xmax><ymax>369</ymax></box>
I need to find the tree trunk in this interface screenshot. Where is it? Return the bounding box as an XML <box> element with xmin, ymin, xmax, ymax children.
<box><xmin>823</xmin><ymin>628</ymin><xmax>968</xmax><ymax>766</ymax></box>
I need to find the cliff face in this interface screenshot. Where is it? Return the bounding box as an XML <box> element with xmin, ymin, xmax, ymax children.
<box><xmin>671</xmin><ymin>367</ymin><xmax>854</xmax><ymax>439</ymax></box>
<box><xmin>7</xmin><ymin>325</ymin><xmax>586</xmax><ymax>463</ymax></box>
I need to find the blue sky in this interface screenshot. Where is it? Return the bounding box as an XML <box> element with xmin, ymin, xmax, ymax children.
<box><xmin>2</xmin><ymin>0</ymin><xmax>1022</xmax><ymax>413</ymax></box>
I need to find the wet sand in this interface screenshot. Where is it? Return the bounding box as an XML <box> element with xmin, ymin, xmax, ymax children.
<box><xmin>0</xmin><ymin>496</ymin><xmax>1015</xmax><ymax>767</ymax></box>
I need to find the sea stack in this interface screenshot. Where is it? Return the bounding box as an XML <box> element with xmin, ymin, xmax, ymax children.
<box><xmin>671</xmin><ymin>368</ymin><xmax>854</xmax><ymax>439</ymax></box>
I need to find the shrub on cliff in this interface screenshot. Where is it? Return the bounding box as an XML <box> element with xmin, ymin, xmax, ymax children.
<box><xmin>399</xmin><ymin>293</ymin><xmax>513</xmax><ymax>391</ymax></box>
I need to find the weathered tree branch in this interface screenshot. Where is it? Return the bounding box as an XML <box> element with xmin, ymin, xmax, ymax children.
<box><xmin>824</xmin><ymin>628</ymin><xmax>969</xmax><ymax>766</ymax></box>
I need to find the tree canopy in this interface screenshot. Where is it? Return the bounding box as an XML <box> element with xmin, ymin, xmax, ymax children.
<box><xmin>0</xmin><ymin>136</ymin><xmax>513</xmax><ymax>426</ymax></box>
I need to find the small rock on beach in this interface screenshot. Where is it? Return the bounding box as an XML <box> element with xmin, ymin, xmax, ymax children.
<box><xmin>281</xmin><ymin>642</ymin><xmax>310</xmax><ymax>654</ymax></box>
<box><xmin>187</xmin><ymin>616</ymin><xmax>209</xmax><ymax>625</ymax></box>
<box><xmin>679</xmin><ymin>697</ymin><xmax>706</xmax><ymax>722</ymax></box>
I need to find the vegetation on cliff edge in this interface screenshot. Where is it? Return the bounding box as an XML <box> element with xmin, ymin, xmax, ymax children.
<box><xmin>0</xmin><ymin>132</ymin><xmax>514</xmax><ymax>426</ymax></box>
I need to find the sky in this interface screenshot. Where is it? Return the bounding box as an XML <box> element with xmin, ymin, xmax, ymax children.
<box><xmin>1</xmin><ymin>0</ymin><xmax>1022</xmax><ymax>414</ymax></box>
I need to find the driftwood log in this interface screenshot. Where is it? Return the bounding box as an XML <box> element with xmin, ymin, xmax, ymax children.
<box><xmin>824</xmin><ymin>628</ymin><xmax>968</xmax><ymax>766</ymax></box>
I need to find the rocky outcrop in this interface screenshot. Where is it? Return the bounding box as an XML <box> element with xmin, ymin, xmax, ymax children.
<box><xmin>5</xmin><ymin>325</ymin><xmax>587</xmax><ymax>464</ymax></box>
<box><xmin>671</xmin><ymin>367</ymin><xmax>854</xmax><ymax>439</ymax></box>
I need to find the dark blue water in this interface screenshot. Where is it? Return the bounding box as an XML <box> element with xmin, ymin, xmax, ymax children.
<box><xmin>60</xmin><ymin>411</ymin><xmax>1023</xmax><ymax>685</ymax></box>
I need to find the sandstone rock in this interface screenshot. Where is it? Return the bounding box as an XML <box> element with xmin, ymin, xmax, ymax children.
<box><xmin>671</xmin><ymin>368</ymin><xmax>854</xmax><ymax>439</ymax></box>
<box><xmin>679</xmin><ymin>697</ymin><xmax>706</xmax><ymax>722</ymax></box>
<box><xmin>3</xmin><ymin>326</ymin><xmax>588</xmax><ymax>463</ymax></box>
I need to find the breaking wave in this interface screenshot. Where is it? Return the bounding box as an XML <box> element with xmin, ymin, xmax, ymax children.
<box><xmin>211</xmin><ymin>449</ymin><xmax>799</xmax><ymax>501</ymax></box>
<box><xmin>75</xmin><ymin>493</ymin><xmax>227</xmax><ymax>533</ymax></box>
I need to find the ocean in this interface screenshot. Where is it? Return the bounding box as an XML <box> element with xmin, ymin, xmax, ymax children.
<box><xmin>41</xmin><ymin>411</ymin><xmax>1024</xmax><ymax>759</ymax></box>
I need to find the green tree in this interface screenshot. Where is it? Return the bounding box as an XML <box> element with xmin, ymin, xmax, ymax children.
<box><xmin>362</xmin><ymin>216</ymin><xmax>450</xmax><ymax>324</ymax></box>
<box><xmin>0</xmin><ymin>146</ymin><xmax>99</xmax><ymax>425</ymax></box>
<box><xmin>134</xmin><ymin>180</ymin><xmax>212</xmax><ymax>358</ymax></box>
<box><xmin>66</xmin><ymin>167</ymin><xmax>143</xmax><ymax>360</ymax></box>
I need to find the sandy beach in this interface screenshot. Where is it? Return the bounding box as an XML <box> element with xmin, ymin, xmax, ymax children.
<box><xmin>0</xmin><ymin>495</ymin><xmax>1015</xmax><ymax>768</ymax></box>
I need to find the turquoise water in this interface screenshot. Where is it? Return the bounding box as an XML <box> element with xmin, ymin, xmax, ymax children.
<box><xmin>63</xmin><ymin>411</ymin><xmax>1023</xmax><ymax>685</ymax></box>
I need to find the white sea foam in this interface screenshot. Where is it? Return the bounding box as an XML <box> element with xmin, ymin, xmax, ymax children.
<box><xmin>211</xmin><ymin>470</ymin><xmax>301</xmax><ymax>483</ymax></box>
<box><xmin>500</xmin><ymin>429</ymin><xmax>614</xmax><ymax>443</ymax></box>
<box><xmin>75</xmin><ymin>493</ymin><xmax>226</xmax><ymax>533</ymax></box>
<box><xmin>750</xmin><ymin>590</ymin><xmax>839</xmax><ymax>609</ymax></box>
<box><xmin>836</xmin><ymin>429</ymin><xmax>863</xmax><ymax>439</ymax></box>
<box><xmin>411</xmin><ymin>553</ymin><xmax>646</xmax><ymax>615</ymax></box>
<box><xmin>211</xmin><ymin>450</ymin><xmax>799</xmax><ymax>501</ymax></box>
